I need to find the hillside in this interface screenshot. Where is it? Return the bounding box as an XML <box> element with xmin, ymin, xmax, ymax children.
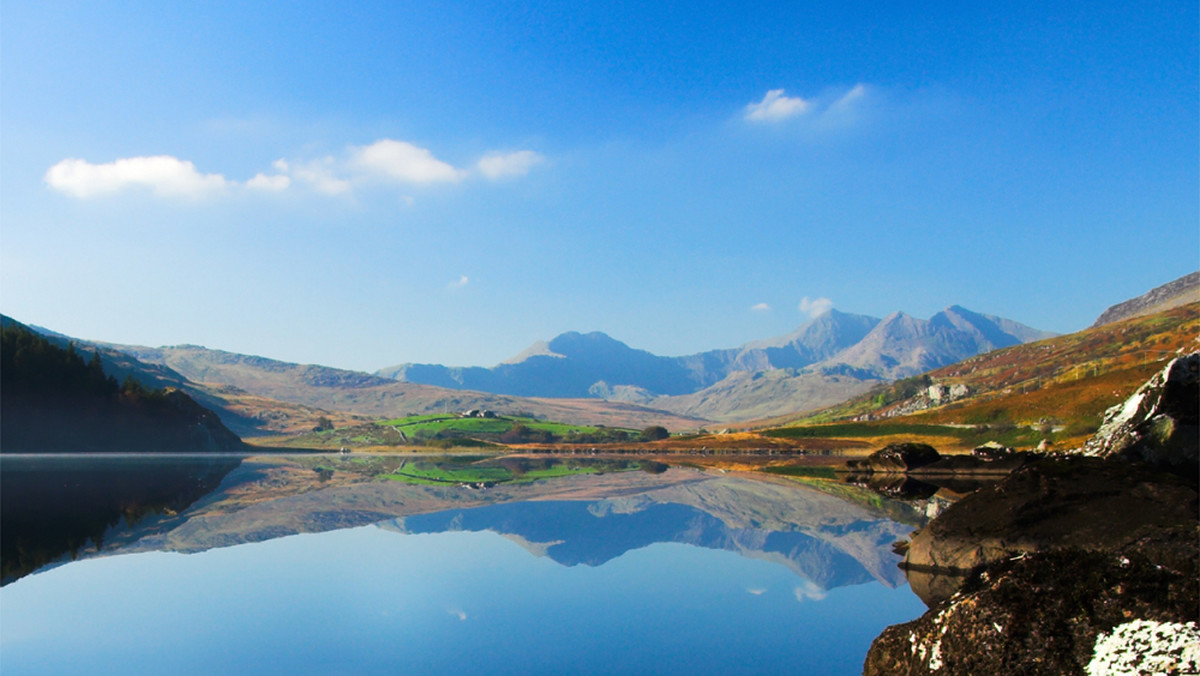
<box><xmin>0</xmin><ymin>322</ymin><xmax>244</xmax><ymax>453</ymax></box>
<box><xmin>651</xmin><ymin>369</ymin><xmax>879</xmax><ymax>422</ymax></box>
<box><xmin>1090</xmin><ymin>271</ymin><xmax>1200</xmax><ymax>327</ymax></box>
<box><xmin>758</xmin><ymin>302</ymin><xmax>1200</xmax><ymax>451</ymax></box>
<box><xmin>101</xmin><ymin>344</ymin><xmax>708</xmax><ymax>432</ymax></box>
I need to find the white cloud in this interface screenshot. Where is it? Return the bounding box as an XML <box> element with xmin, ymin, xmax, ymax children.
<box><xmin>744</xmin><ymin>89</ymin><xmax>811</xmax><ymax>122</ymax></box>
<box><xmin>291</xmin><ymin>158</ymin><xmax>352</xmax><ymax>196</ymax></box>
<box><xmin>798</xmin><ymin>297</ymin><xmax>833</xmax><ymax>319</ymax></box>
<box><xmin>448</xmin><ymin>275</ymin><xmax>469</xmax><ymax>289</ymax></box>
<box><xmin>44</xmin><ymin>155</ymin><xmax>230</xmax><ymax>199</ymax></box>
<box><xmin>351</xmin><ymin>139</ymin><xmax>464</xmax><ymax>184</ymax></box>
<box><xmin>245</xmin><ymin>173</ymin><xmax>291</xmax><ymax>191</ymax></box>
<box><xmin>46</xmin><ymin>139</ymin><xmax>543</xmax><ymax>203</ymax></box>
<box><xmin>477</xmin><ymin>150</ymin><xmax>544</xmax><ymax>180</ymax></box>
<box><xmin>746</xmin><ymin>587</ymin><xmax>767</xmax><ymax>596</ymax></box>
<box><xmin>751</xmin><ymin>302</ymin><xmax>771</xmax><ymax>312</ymax></box>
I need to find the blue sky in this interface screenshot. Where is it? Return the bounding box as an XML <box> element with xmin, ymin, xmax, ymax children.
<box><xmin>2</xmin><ymin>1</ymin><xmax>1196</xmax><ymax>371</ymax></box>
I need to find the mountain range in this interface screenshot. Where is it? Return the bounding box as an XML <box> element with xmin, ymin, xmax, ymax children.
<box><xmin>4</xmin><ymin>302</ymin><xmax>1057</xmax><ymax>431</ymax></box>
<box><xmin>376</xmin><ymin>305</ymin><xmax>1055</xmax><ymax>420</ymax></box>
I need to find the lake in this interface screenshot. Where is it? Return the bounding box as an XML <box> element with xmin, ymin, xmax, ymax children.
<box><xmin>1</xmin><ymin>454</ymin><xmax>930</xmax><ymax>675</ymax></box>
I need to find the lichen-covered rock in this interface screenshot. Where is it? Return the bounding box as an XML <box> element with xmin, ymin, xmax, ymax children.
<box><xmin>864</xmin><ymin>535</ymin><xmax>1199</xmax><ymax>676</ymax></box>
<box><xmin>1082</xmin><ymin>352</ymin><xmax>1199</xmax><ymax>477</ymax></box>
<box><xmin>1086</xmin><ymin>619</ymin><xmax>1200</xmax><ymax>675</ymax></box>
<box><xmin>902</xmin><ymin>458</ymin><xmax>1198</xmax><ymax>577</ymax></box>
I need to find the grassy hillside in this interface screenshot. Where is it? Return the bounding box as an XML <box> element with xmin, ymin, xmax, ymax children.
<box><xmin>257</xmin><ymin>412</ymin><xmax>645</xmax><ymax>450</ymax></box>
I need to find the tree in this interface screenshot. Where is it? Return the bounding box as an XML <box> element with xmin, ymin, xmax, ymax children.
<box><xmin>639</xmin><ymin>425</ymin><xmax>669</xmax><ymax>441</ymax></box>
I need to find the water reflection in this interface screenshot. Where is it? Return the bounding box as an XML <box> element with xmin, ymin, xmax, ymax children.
<box><xmin>1</xmin><ymin>454</ymin><xmax>933</xmax><ymax>675</ymax></box>
<box><xmin>1</xmin><ymin>454</ymin><xmax>242</xmax><ymax>585</ymax></box>
<box><xmin>2</xmin><ymin>455</ymin><xmax>931</xmax><ymax>592</ymax></box>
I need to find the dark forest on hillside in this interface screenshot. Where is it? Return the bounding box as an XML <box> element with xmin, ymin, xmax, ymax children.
<box><xmin>1</xmin><ymin>324</ymin><xmax>243</xmax><ymax>453</ymax></box>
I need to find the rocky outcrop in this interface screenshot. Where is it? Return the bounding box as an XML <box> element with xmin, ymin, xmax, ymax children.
<box><xmin>863</xmin><ymin>357</ymin><xmax>1200</xmax><ymax>674</ymax></box>
<box><xmin>845</xmin><ymin>442</ymin><xmax>1031</xmax><ymax>480</ymax></box>
<box><xmin>872</xmin><ymin>382</ymin><xmax>973</xmax><ymax>419</ymax></box>
<box><xmin>865</xmin><ymin>531</ymin><xmax>1198</xmax><ymax>676</ymax></box>
<box><xmin>901</xmin><ymin>458</ymin><xmax>1198</xmax><ymax>578</ymax></box>
<box><xmin>846</xmin><ymin>443</ymin><xmax>941</xmax><ymax>473</ymax></box>
<box><xmin>1081</xmin><ymin>352</ymin><xmax>1199</xmax><ymax>477</ymax></box>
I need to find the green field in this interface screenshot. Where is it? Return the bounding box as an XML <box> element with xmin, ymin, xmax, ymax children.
<box><xmin>378</xmin><ymin>414</ymin><xmax>638</xmax><ymax>444</ymax></box>
<box><xmin>379</xmin><ymin>456</ymin><xmax>648</xmax><ymax>486</ymax></box>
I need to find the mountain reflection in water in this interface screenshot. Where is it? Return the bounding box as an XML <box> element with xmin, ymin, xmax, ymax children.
<box><xmin>1</xmin><ymin>454</ymin><xmax>931</xmax><ymax>675</ymax></box>
<box><xmin>2</xmin><ymin>454</ymin><xmax>926</xmax><ymax>593</ymax></box>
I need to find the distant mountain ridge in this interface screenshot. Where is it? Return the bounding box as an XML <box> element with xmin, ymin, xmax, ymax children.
<box><xmin>1090</xmin><ymin>271</ymin><xmax>1200</xmax><ymax>328</ymax></box>
<box><xmin>375</xmin><ymin>306</ymin><xmax>1056</xmax><ymax>419</ymax></box>
<box><xmin>79</xmin><ymin>342</ymin><xmax>708</xmax><ymax>432</ymax></box>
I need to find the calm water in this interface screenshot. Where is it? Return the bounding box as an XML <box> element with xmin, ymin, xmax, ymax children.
<box><xmin>0</xmin><ymin>454</ymin><xmax>928</xmax><ymax>675</ymax></box>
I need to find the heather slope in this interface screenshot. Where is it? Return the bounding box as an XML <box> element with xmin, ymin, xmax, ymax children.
<box><xmin>765</xmin><ymin>303</ymin><xmax>1200</xmax><ymax>451</ymax></box>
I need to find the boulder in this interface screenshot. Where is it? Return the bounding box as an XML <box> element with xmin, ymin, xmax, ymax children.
<box><xmin>1081</xmin><ymin>352</ymin><xmax>1199</xmax><ymax>477</ymax></box>
<box><xmin>902</xmin><ymin>458</ymin><xmax>1198</xmax><ymax>578</ymax></box>
<box><xmin>971</xmin><ymin>442</ymin><xmax>1015</xmax><ymax>460</ymax></box>
<box><xmin>912</xmin><ymin>452</ymin><xmax>1032</xmax><ymax>477</ymax></box>
<box><xmin>846</xmin><ymin>443</ymin><xmax>941</xmax><ymax>473</ymax></box>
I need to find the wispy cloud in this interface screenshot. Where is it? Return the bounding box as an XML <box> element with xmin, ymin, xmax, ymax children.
<box><xmin>44</xmin><ymin>155</ymin><xmax>230</xmax><ymax>199</ymax></box>
<box><xmin>245</xmin><ymin>172</ymin><xmax>290</xmax><ymax>192</ymax></box>
<box><xmin>751</xmin><ymin>302</ymin><xmax>771</xmax><ymax>312</ymax></box>
<box><xmin>798</xmin><ymin>297</ymin><xmax>833</xmax><ymax>319</ymax></box>
<box><xmin>830</xmin><ymin>83</ymin><xmax>867</xmax><ymax>112</ymax></box>
<box><xmin>448</xmin><ymin>275</ymin><xmax>469</xmax><ymax>289</ymax></box>
<box><xmin>477</xmin><ymin>150</ymin><xmax>545</xmax><ymax>180</ymax></box>
<box><xmin>350</xmin><ymin>139</ymin><xmax>465</xmax><ymax>184</ymax></box>
<box><xmin>744</xmin><ymin>89</ymin><xmax>812</xmax><ymax>122</ymax></box>
<box><xmin>743</xmin><ymin>84</ymin><xmax>870</xmax><ymax>128</ymax></box>
<box><xmin>290</xmin><ymin>158</ymin><xmax>353</xmax><ymax>196</ymax></box>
